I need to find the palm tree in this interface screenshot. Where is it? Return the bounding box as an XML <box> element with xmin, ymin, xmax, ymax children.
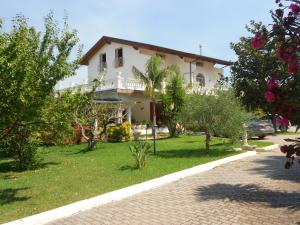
<box><xmin>132</xmin><ymin>55</ymin><xmax>171</xmax><ymax>154</ymax></box>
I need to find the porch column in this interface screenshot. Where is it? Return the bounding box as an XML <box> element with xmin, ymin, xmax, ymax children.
<box><xmin>117</xmin><ymin>108</ymin><xmax>123</xmax><ymax>124</ymax></box>
<box><xmin>127</xmin><ymin>106</ymin><xmax>132</xmax><ymax>124</ymax></box>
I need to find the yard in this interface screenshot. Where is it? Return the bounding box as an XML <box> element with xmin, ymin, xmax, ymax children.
<box><xmin>0</xmin><ymin>135</ymin><xmax>272</xmax><ymax>223</ymax></box>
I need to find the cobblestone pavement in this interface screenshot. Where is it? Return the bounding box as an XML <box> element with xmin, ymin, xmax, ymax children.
<box><xmin>48</xmin><ymin>135</ymin><xmax>300</xmax><ymax>225</ymax></box>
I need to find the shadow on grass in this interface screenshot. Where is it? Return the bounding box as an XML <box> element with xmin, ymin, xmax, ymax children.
<box><xmin>119</xmin><ymin>165</ymin><xmax>136</xmax><ymax>171</ymax></box>
<box><xmin>157</xmin><ymin>148</ymin><xmax>235</xmax><ymax>159</ymax></box>
<box><xmin>72</xmin><ymin>148</ymin><xmax>93</xmax><ymax>155</ymax></box>
<box><xmin>0</xmin><ymin>187</ymin><xmax>31</xmax><ymax>205</ymax></box>
<box><xmin>247</xmin><ymin>155</ymin><xmax>300</xmax><ymax>184</ymax></box>
<box><xmin>0</xmin><ymin>161</ymin><xmax>60</xmax><ymax>173</ymax></box>
<box><xmin>196</xmin><ymin>183</ymin><xmax>300</xmax><ymax>211</ymax></box>
<box><xmin>182</xmin><ymin>140</ymin><xmax>202</xmax><ymax>144</ymax></box>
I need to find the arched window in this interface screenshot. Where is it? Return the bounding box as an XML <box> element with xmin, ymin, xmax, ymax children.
<box><xmin>196</xmin><ymin>73</ymin><xmax>205</xmax><ymax>86</ymax></box>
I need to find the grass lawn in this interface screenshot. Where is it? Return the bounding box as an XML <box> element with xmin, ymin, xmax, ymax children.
<box><xmin>0</xmin><ymin>135</ymin><xmax>273</xmax><ymax>223</ymax></box>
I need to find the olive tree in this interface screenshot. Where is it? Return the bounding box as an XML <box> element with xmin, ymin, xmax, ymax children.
<box><xmin>182</xmin><ymin>89</ymin><xmax>248</xmax><ymax>152</ymax></box>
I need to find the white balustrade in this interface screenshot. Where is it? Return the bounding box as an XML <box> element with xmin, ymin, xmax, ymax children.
<box><xmin>59</xmin><ymin>75</ymin><xmax>217</xmax><ymax>94</ymax></box>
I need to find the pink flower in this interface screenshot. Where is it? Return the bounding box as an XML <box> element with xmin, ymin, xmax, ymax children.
<box><xmin>277</xmin><ymin>116</ymin><xmax>289</xmax><ymax>126</ymax></box>
<box><xmin>267</xmin><ymin>77</ymin><xmax>279</xmax><ymax>90</ymax></box>
<box><xmin>250</xmin><ymin>32</ymin><xmax>267</xmax><ymax>49</ymax></box>
<box><xmin>275</xmin><ymin>45</ymin><xmax>297</xmax><ymax>61</ymax></box>
<box><xmin>264</xmin><ymin>91</ymin><xmax>276</xmax><ymax>103</ymax></box>
<box><xmin>290</xmin><ymin>3</ymin><xmax>300</xmax><ymax>16</ymax></box>
<box><xmin>275</xmin><ymin>48</ymin><xmax>288</xmax><ymax>61</ymax></box>
<box><xmin>288</xmin><ymin>55</ymin><xmax>297</xmax><ymax>62</ymax></box>
<box><xmin>288</xmin><ymin>61</ymin><xmax>299</xmax><ymax>74</ymax></box>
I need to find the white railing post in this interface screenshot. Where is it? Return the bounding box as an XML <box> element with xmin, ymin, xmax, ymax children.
<box><xmin>117</xmin><ymin>72</ymin><xmax>123</xmax><ymax>89</ymax></box>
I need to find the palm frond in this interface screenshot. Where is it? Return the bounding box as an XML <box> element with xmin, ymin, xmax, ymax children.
<box><xmin>132</xmin><ymin>66</ymin><xmax>149</xmax><ymax>84</ymax></box>
<box><xmin>167</xmin><ymin>64</ymin><xmax>181</xmax><ymax>77</ymax></box>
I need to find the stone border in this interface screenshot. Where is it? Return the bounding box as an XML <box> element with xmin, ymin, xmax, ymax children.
<box><xmin>234</xmin><ymin>144</ymin><xmax>279</xmax><ymax>152</ymax></box>
<box><xmin>255</xmin><ymin>144</ymin><xmax>279</xmax><ymax>152</ymax></box>
<box><xmin>4</xmin><ymin>151</ymin><xmax>257</xmax><ymax>225</ymax></box>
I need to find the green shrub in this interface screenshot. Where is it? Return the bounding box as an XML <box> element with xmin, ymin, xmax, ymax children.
<box><xmin>129</xmin><ymin>141</ymin><xmax>152</xmax><ymax>169</ymax></box>
<box><xmin>4</xmin><ymin>129</ymin><xmax>42</xmax><ymax>170</ymax></box>
<box><xmin>121</xmin><ymin>121</ymin><xmax>131</xmax><ymax>141</ymax></box>
<box><xmin>108</xmin><ymin>121</ymin><xmax>131</xmax><ymax>142</ymax></box>
<box><xmin>108</xmin><ymin>125</ymin><xmax>123</xmax><ymax>142</ymax></box>
<box><xmin>185</xmin><ymin>123</ymin><xmax>201</xmax><ymax>132</ymax></box>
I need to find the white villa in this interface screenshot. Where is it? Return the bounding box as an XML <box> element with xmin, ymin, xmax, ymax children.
<box><xmin>78</xmin><ymin>36</ymin><xmax>232</xmax><ymax>125</ymax></box>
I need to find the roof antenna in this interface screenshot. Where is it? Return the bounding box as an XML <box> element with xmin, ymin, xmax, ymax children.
<box><xmin>199</xmin><ymin>44</ymin><xmax>202</xmax><ymax>55</ymax></box>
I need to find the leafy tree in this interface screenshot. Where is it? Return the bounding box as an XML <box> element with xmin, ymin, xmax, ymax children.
<box><xmin>39</xmin><ymin>90</ymin><xmax>93</xmax><ymax>145</ymax></box>
<box><xmin>132</xmin><ymin>56</ymin><xmax>173</xmax><ymax>154</ymax></box>
<box><xmin>0</xmin><ymin>14</ymin><xmax>81</xmax><ymax>169</ymax></box>
<box><xmin>182</xmin><ymin>89</ymin><xmax>248</xmax><ymax>152</ymax></box>
<box><xmin>160</xmin><ymin>66</ymin><xmax>186</xmax><ymax>137</ymax></box>
<box><xmin>74</xmin><ymin>102</ymin><xmax>129</xmax><ymax>150</ymax></box>
<box><xmin>230</xmin><ymin>21</ymin><xmax>280</xmax><ymax>129</ymax></box>
<box><xmin>249</xmin><ymin>0</ymin><xmax>300</xmax><ymax>167</ymax></box>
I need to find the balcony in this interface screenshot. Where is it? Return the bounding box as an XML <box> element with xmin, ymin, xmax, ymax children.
<box><xmin>59</xmin><ymin>75</ymin><xmax>145</xmax><ymax>93</ymax></box>
<box><xmin>59</xmin><ymin>75</ymin><xmax>216</xmax><ymax>94</ymax></box>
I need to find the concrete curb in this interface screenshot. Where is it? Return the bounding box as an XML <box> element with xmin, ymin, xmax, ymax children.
<box><xmin>234</xmin><ymin>144</ymin><xmax>279</xmax><ymax>152</ymax></box>
<box><xmin>255</xmin><ymin>144</ymin><xmax>279</xmax><ymax>152</ymax></box>
<box><xmin>4</xmin><ymin>151</ymin><xmax>257</xmax><ymax>225</ymax></box>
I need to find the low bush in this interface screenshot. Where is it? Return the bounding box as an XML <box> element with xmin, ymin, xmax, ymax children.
<box><xmin>108</xmin><ymin>121</ymin><xmax>131</xmax><ymax>142</ymax></box>
<box><xmin>129</xmin><ymin>141</ymin><xmax>152</xmax><ymax>169</ymax></box>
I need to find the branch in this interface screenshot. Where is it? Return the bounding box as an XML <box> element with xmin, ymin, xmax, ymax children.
<box><xmin>76</xmin><ymin>121</ymin><xmax>89</xmax><ymax>141</ymax></box>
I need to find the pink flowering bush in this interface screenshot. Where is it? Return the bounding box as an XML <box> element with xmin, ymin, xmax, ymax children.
<box><xmin>250</xmin><ymin>32</ymin><xmax>267</xmax><ymax>49</ymax></box>
<box><xmin>264</xmin><ymin>91</ymin><xmax>276</xmax><ymax>103</ymax></box>
<box><xmin>250</xmin><ymin>0</ymin><xmax>300</xmax><ymax>168</ymax></box>
<box><xmin>267</xmin><ymin>77</ymin><xmax>279</xmax><ymax>90</ymax></box>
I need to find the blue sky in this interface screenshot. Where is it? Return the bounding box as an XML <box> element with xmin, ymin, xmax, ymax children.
<box><xmin>1</xmin><ymin>0</ymin><xmax>277</xmax><ymax>87</ymax></box>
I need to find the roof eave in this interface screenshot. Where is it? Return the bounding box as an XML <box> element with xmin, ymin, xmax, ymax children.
<box><xmin>79</xmin><ymin>36</ymin><xmax>232</xmax><ymax>66</ymax></box>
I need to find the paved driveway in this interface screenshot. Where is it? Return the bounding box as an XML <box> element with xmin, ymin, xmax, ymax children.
<box><xmin>49</xmin><ymin>135</ymin><xmax>300</xmax><ymax>225</ymax></box>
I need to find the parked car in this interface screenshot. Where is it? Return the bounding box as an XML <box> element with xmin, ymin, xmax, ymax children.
<box><xmin>248</xmin><ymin>119</ymin><xmax>275</xmax><ymax>139</ymax></box>
<box><xmin>260</xmin><ymin>115</ymin><xmax>290</xmax><ymax>132</ymax></box>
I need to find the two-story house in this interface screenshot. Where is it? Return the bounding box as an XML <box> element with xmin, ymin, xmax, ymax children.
<box><xmin>80</xmin><ymin>36</ymin><xmax>231</xmax><ymax>125</ymax></box>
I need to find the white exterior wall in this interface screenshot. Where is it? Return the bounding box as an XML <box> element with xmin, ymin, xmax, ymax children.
<box><xmin>88</xmin><ymin>43</ymin><xmax>150</xmax><ymax>83</ymax></box>
<box><xmin>131</xmin><ymin>100</ymin><xmax>151</xmax><ymax>122</ymax></box>
<box><xmin>87</xmin><ymin>42</ymin><xmax>223</xmax><ymax>89</ymax></box>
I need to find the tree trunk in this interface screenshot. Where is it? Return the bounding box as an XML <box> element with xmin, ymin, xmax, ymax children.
<box><xmin>205</xmin><ymin>132</ymin><xmax>211</xmax><ymax>153</ymax></box>
<box><xmin>87</xmin><ymin>117</ymin><xmax>98</xmax><ymax>150</ymax></box>
<box><xmin>271</xmin><ymin>113</ymin><xmax>278</xmax><ymax>133</ymax></box>
<box><xmin>167</xmin><ymin>122</ymin><xmax>177</xmax><ymax>137</ymax></box>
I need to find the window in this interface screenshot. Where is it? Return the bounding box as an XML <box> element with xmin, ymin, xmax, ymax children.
<box><xmin>115</xmin><ymin>48</ymin><xmax>123</xmax><ymax>67</ymax></box>
<box><xmin>195</xmin><ymin>73</ymin><xmax>205</xmax><ymax>86</ymax></box>
<box><xmin>99</xmin><ymin>53</ymin><xmax>107</xmax><ymax>72</ymax></box>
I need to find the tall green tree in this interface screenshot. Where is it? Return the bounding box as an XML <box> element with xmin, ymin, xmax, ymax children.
<box><xmin>40</xmin><ymin>89</ymin><xmax>93</xmax><ymax>145</ymax></box>
<box><xmin>230</xmin><ymin>21</ymin><xmax>280</xmax><ymax>128</ymax></box>
<box><xmin>132</xmin><ymin>56</ymin><xmax>172</xmax><ymax>154</ymax></box>
<box><xmin>160</xmin><ymin>66</ymin><xmax>186</xmax><ymax>137</ymax></box>
<box><xmin>0</xmin><ymin>14</ymin><xmax>81</xmax><ymax>169</ymax></box>
<box><xmin>182</xmin><ymin>89</ymin><xmax>248</xmax><ymax>152</ymax></box>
